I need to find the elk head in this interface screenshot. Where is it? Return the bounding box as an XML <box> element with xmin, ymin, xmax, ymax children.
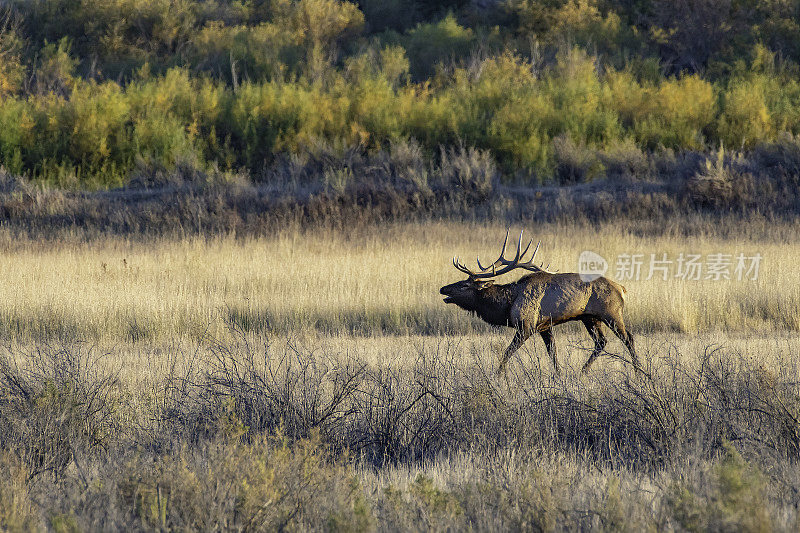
<box><xmin>439</xmin><ymin>229</ymin><xmax>554</xmax><ymax>311</ymax></box>
<box><xmin>440</xmin><ymin>278</ymin><xmax>494</xmax><ymax>308</ymax></box>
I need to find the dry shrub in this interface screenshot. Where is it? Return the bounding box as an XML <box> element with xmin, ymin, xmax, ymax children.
<box><xmin>379</xmin><ymin>475</ymin><xmax>464</xmax><ymax>531</ymax></box>
<box><xmin>667</xmin><ymin>444</ymin><xmax>773</xmax><ymax>532</ymax></box>
<box><xmin>0</xmin><ymin>166</ymin><xmax>33</xmax><ymax>194</ymax></box>
<box><xmin>752</xmin><ymin>132</ymin><xmax>800</xmax><ymax>175</ymax></box>
<box><xmin>6</xmin><ymin>336</ymin><xmax>800</xmax><ymax>481</ymax></box>
<box><xmin>600</xmin><ymin>137</ymin><xmax>652</xmax><ymax>178</ymax></box>
<box><xmin>385</xmin><ymin>139</ymin><xmax>429</xmax><ymax>191</ymax></box>
<box><xmin>117</xmin><ymin>434</ymin><xmax>372</xmax><ymax>532</ymax></box>
<box><xmin>279</xmin><ymin>139</ymin><xmax>498</xmax><ymax>205</ymax></box>
<box><xmin>685</xmin><ymin>146</ymin><xmax>755</xmax><ymax>209</ymax></box>
<box><xmin>455</xmin><ymin>469</ymin><xmax>564</xmax><ymax>531</ymax></box>
<box><xmin>156</xmin><ymin>335</ymin><xmax>369</xmax><ymax>448</ymax></box>
<box><xmin>439</xmin><ymin>144</ymin><xmax>496</xmax><ymax>203</ymax></box>
<box><xmin>0</xmin><ymin>345</ymin><xmax>119</xmax><ymax>480</ymax></box>
<box><xmin>158</xmin><ymin>335</ymin><xmax>475</xmax><ymax>463</ymax></box>
<box><xmin>128</xmin><ymin>156</ymin><xmax>252</xmax><ymax>192</ymax></box>
<box><xmin>0</xmin><ymin>341</ymin><xmax>799</xmax><ymax>528</ymax></box>
<box><xmin>553</xmin><ymin>134</ymin><xmax>605</xmax><ymax>184</ymax></box>
<box><xmin>353</xmin><ymin>351</ymin><xmax>473</xmax><ymax>463</ymax></box>
<box><xmin>0</xmin><ymin>139</ymin><xmax>799</xmax><ymax>239</ymax></box>
<box><xmin>152</xmin><ymin>334</ymin><xmax>800</xmax><ymax>471</ymax></box>
<box><xmin>0</xmin><ymin>452</ymin><xmax>41</xmax><ymax>532</ymax></box>
<box><xmin>258</xmin><ymin>139</ymin><xmax>496</xmax><ymax>227</ymax></box>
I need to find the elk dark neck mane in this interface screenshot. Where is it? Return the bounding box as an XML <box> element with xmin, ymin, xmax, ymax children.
<box><xmin>472</xmin><ymin>282</ymin><xmax>516</xmax><ymax>327</ymax></box>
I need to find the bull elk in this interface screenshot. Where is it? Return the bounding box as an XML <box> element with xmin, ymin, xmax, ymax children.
<box><xmin>440</xmin><ymin>230</ymin><xmax>638</xmax><ymax>375</ymax></box>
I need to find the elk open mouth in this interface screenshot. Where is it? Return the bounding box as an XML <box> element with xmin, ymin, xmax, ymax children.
<box><xmin>443</xmin><ymin>296</ymin><xmax>455</xmax><ymax>304</ymax></box>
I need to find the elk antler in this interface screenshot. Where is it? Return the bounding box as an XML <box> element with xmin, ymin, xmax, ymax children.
<box><xmin>453</xmin><ymin>229</ymin><xmax>556</xmax><ymax>278</ymax></box>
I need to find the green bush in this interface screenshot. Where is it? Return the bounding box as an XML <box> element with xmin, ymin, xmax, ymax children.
<box><xmin>0</xmin><ymin>52</ymin><xmax>798</xmax><ymax>187</ymax></box>
<box><xmin>717</xmin><ymin>77</ymin><xmax>772</xmax><ymax>149</ymax></box>
<box><xmin>400</xmin><ymin>13</ymin><xmax>476</xmax><ymax>80</ymax></box>
<box><xmin>512</xmin><ymin>0</ymin><xmax>636</xmax><ymax>59</ymax></box>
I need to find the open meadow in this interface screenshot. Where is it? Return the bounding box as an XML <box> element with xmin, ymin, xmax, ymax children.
<box><xmin>0</xmin><ymin>220</ymin><xmax>796</xmax><ymax>343</ymax></box>
<box><xmin>2</xmin><ymin>220</ymin><xmax>800</xmax><ymax>530</ymax></box>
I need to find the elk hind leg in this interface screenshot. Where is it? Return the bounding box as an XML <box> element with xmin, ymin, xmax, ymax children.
<box><xmin>540</xmin><ymin>329</ymin><xmax>560</xmax><ymax>374</ymax></box>
<box><xmin>601</xmin><ymin>315</ymin><xmax>639</xmax><ymax>370</ymax></box>
<box><xmin>581</xmin><ymin>318</ymin><xmax>606</xmax><ymax>374</ymax></box>
<box><xmin>497</xmin><ymin>328</ymin><xmax>530</xmax><ymax>377</ymax></box>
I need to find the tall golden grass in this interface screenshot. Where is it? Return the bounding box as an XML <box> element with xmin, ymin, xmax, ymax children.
<box><xmin>0</xmin><ymin>221</ymin><xmax>796</xmax><ymax>343</ymax></box>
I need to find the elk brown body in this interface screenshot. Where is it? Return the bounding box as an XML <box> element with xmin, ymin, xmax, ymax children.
<box><xmin>440</xmin><ymin>231</ymin><xmax>638</xmax><ymax>375</ymax></box>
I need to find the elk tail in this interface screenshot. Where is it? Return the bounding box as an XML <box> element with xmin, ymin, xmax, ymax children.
<box><xmin>620</xmin><ymin>284</ymin><xmax>627</xmax><ymax>302</ymax></box>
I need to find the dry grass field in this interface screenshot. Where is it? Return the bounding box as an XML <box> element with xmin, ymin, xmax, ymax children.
<box><xmin>2</xmin><ymin>220</ymin><xmax>800</xmax><ymax>530</ymax></box>
<box><xmin>0</xmin><ymin>220</ymin><xmax>796</xmax><ymax>343</ymax></box>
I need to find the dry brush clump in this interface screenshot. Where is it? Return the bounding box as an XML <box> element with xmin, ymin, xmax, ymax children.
<box><xmin>685</xmin><ymin>146</ymin><xmax>756</xmax><ymax>209</ymax></box>
<box><xmin>0</xmin><ymin>140</ymin><xmax>500</xmax><ymax>238</ymax></box>
<box><xmin>0</xmin><ymin>344</ymin><xmax>119</xmax><ymax>481</ymax></box>
<box><xmin>155</xmin><ymin>335</ymin><xmax>800</xmax><ymax>470</ymax></box>
<box><xmin>2</xmin><ymin>338</ymin><xmax>800</xmax><ymax>529</ymax></box>
<box><xmin>683</xmin><ymin>137</ymin><xmax>800</xmax><ymax>212</ymax></box>
<box><xmin>0</xmin><ymin>344</ymin><xmax>374</xmax><ymax>531</ymax></box>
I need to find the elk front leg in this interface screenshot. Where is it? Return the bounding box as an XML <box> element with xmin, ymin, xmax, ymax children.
<box><xmin>496</xmin><ymin>327</ymin><xmax>531</xmax><ymax>377</ymax></box>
